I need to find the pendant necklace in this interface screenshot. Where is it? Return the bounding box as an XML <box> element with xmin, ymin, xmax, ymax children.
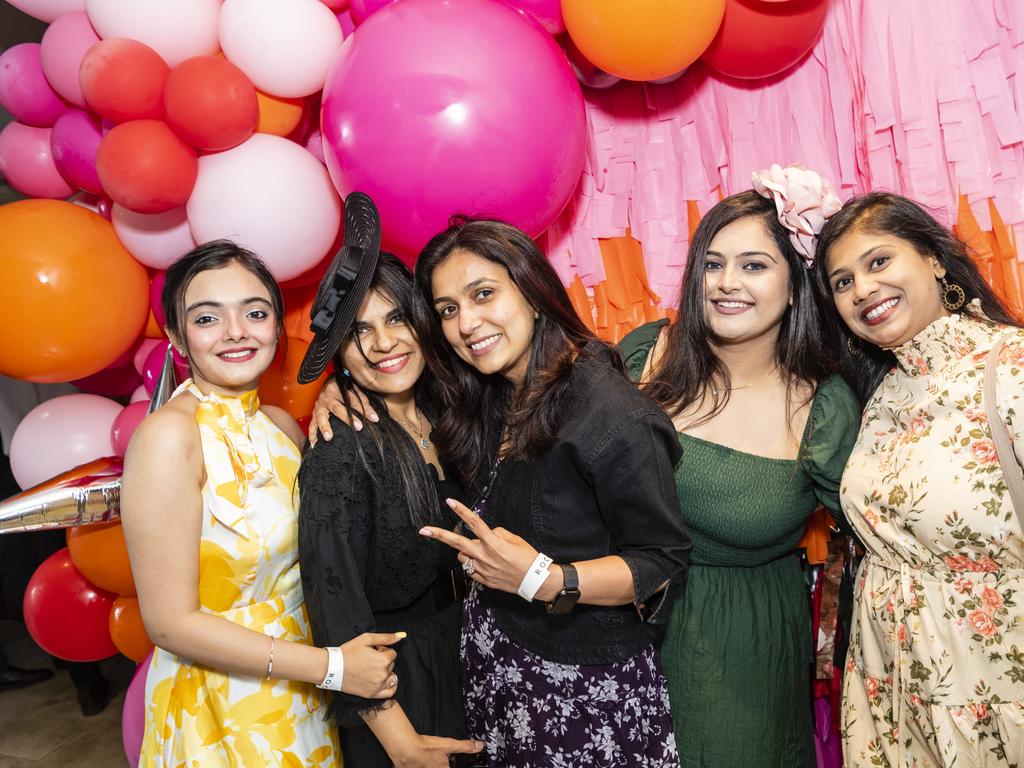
<box><xmin>398</xmin><ymin>410</ymin><xmax>430</xmax><ymax>451</ymax></box>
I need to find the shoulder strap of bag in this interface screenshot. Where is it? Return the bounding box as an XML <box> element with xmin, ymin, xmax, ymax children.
<box><xmin>983</xmin><ymin>331</ymin><xmax>1024</xmax><ymax>533</ymax></box>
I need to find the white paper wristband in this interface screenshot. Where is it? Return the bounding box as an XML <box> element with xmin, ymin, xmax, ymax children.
<box><xmin>316</xmin><ymin>646</ymin><xmax>345</xmax><ymax>692</ymax></box>
<box><xmin>517</xmin><ymin>552</ymin><xmax>553</xmax><ymax>602</ymax></box>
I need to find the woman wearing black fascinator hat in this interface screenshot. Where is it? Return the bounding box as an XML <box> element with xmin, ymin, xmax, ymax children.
<box><xmin>297</xmin><ymin>193</ymin><xmax>483</xmax><ymax>768</ymax></box>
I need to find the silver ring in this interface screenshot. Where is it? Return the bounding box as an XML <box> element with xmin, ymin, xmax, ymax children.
<box><xmin>462</xmin><ymin>558</ymin><xmax>476</xmax><ymax>576</ymax></box>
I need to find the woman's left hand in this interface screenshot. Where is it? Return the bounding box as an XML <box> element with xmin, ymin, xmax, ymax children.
<box><xmin>420</xmin><ymin>499</ymin><xmax>550</xmax><ymax>597</ymax></box>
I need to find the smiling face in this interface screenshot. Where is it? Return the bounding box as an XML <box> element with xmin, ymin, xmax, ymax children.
<box><xmin>431</xmin><ymin>248</ymin><xmax>536</xmax><ymax>386</ymax></box>
<box><xmin>702</xmin><ymin>215</ymin><xmax>793</xmax><ymax>345</ymax></box>
<box><xmin>340</xmin><ymin>288</ymin><xmax>424</xmax><ymax>398</ymax></box>
<box><xmin>177</xmin><ymin>261</ymin><xmax>279</xmax><ymax>395</ymax></box>
<box><xmin>825</xmin><ymin>226</ymin><xmax>948</xmax><ymax>347</ymax></box>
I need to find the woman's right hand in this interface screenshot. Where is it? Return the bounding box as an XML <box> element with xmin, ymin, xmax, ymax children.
<box><xmin>308</xmin><ymin>377</ymin><xmax>378</xmax><ymax>445</ymax></box>
<box><xmin>338</xmin><ymin>632</ymin><xmax>401</xmax><ymax>698</ymax></box>
<box><xmin>392</xmin><ymin>734</ymin><xmax>485</xmax><ymax>768</ymax></box>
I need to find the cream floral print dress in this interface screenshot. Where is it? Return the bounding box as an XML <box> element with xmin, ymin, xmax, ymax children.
<box><xmin>840</xmin><ymin>306</ymin><xmax>1024</xmax><ymax>767</ymax></box>
<box><xmin>140</xmin><ymin>381</ymin><xmax>340</xmax><ymax>768</ymax></box>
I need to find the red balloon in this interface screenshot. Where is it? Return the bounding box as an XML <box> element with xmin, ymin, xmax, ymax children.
<box><xmin>23</xmin><ymin>548</ymin><xmax>118</xmax><ymax>662</ymax></box>
<box><xmin>79</xmin><ymin>38</ymin><xmax>169</xmax><ymax>124</ymax></box>
<box><xmin>701</xmin><ymin>0</ymin><xmax>827</xmax><ymax>80</ymax></box>
<box><xmin>96</xmin><ymin>119</ymin><xmax>197</xmax><ymax>213</ymax></box>
<box><xmin>163</xmin><ymin>56</ymin><xmax>258</xmax><ymax>151</ymax></box>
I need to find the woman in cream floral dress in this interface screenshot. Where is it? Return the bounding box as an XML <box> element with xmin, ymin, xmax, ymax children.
<box><xmin>121</xmin><ymin>241</ymin><xmax>401</xmax><ymax>767</ymax></box>
<box><xmin>815</xmin><ymin>193</ymin><xmax>1024</xmax><ymax>766</ymax></box>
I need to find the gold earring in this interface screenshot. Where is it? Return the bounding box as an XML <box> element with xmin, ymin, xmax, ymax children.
<box><xmin>940</xmin><ymin>276</ymin><xmax>965</xmax><ymax>311</ymax></box>
<box><xmin>847</xmin><ymin>336</ymin><xmax>862</xmax><ymax>355</ymax></box>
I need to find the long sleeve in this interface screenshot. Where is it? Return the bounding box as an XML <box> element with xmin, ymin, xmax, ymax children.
<box><xmin>297</xmin><ymin>425</ymin><xmax>386</xmax><ymax>726</ymax></box>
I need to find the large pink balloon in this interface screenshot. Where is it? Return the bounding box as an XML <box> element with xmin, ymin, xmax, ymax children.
<box><xmin>321</xmin><ymin>0</ymin><xmax>586</xmax><ymax>257</ymax></box>
<box><xmin>499</xmin><ymin>0</ymin><xmax>564</xmax><ymax>34</ymax></box>
<box><xmin>349</xmin><ymin>0</ymin><xmax>396</xmax><ymax>24</ymax></box>
<box><xmin>0</xmin><ymin>122</ymin><xmax>74</xmax><ymax>199</ymax></box>
<box><xmin>110</xmin><ymin>401</ymin><xmax>150</xmax><ymax>456</ymax></box>
<box><xmin>0</xmin><ymin>44</ymin><xmax>67</xmax><ymax>127</ymax></box>
<box><xmin>9</xmin><ymin>393</ymin><xmax>122</xmax><ymax>490</ymax></box>
<box><xmin>219</xmin><ymin>0</ymin><xmax>343</xmax><ymax>98</ymax></box>
<box><xmin>187</xmin><ymin>134</ymin><xmax>341</xmax><ymax>281</ymax></box>
<box><xmin>7</xmin><ymin>0</ymin><xmax>84</xmax><ymax>22</ymax></box>
<box><xmin>112</xmin><ymin>205</ymin><xmax>196</xmax><ymax>270</ymax></box>
<box><xmin>85</xmin><ymin>0</ymin><xmax>221</xmax><ymax>67</ymax></box>
<box><xmin>39</xmin><ymin>12</ymin><xmax>100</xmax><ymax>107</ymax></box>
<box><xmin>50</xmin><ymin>109</ymin><xmax>104</xmax><ymax>194</ymax></box>
<box><xmin>121</xmin><ymin>651</ymin><xmax>152</xmax><ymax>768</ymax></box>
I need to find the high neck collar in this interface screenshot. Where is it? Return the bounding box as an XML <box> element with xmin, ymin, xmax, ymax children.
<box><xmin>891</xmin><ymin>300</ymin><xmax>994</xmax><ymax>377</ymax></box>
<box><xmin>183</xmin><ymin>380</ymin><xmax>261</xmax><ymax>418</ymax></box>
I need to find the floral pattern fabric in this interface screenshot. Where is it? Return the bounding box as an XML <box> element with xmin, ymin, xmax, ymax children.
<box><xmin>460</xmin><ymin>585</ymin><xmax>679</xmax><ymax>768</ymax></box>
<box><xmin>140</xmin><ymin>381</ymin><xmax>340</xmax><ymax>768</ymax></box>
<box><xmin>840</xmin><ymin>310</ymin><xmax>1024</xmax><ymax>767</ymax></box>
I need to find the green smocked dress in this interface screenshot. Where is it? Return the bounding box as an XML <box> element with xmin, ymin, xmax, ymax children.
<box><xmin>620</xmin><ymin>321</ymin><xmax>861</xmax><ymax>768</ymax></box>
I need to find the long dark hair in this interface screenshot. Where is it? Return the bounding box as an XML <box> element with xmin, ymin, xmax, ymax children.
<box><xmin>813</xmin><ymin>192</ymin><xmax>1021</xmax><ymax>404</ymax></box>
<box><xmin>163</xmin><ymin>239</ymin><xmax>285</xmax><ymax>355</ymax></box>
<box><xmin>642</xmin><ymin>191</ymin><xmax>837</xmax><ymax>425</ymax></box>
<box><xmin>330</xmin><ymin>253</ymin><xmax>443</xmax><ymax>529</ymax></box>
<box><xmin>414</xmin><ymin>218</ymin><xmax>615</xmax><ymax>490</ymax></box>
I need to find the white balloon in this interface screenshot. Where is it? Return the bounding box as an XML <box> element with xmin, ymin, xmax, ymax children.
<box><xmin>85</xmin><ymin>0</ymin><xmax>221</xmax><ymax>67</ymax></box>
<box><xmin>7</xmin><ymin>0</ymin><xmax>85</xmax><ymax>23</ymax></box>
<box><xmin>187</xmin><ymin>134</ymin><xmax>341</xmax><ymax>282</ymax></box>
<box><xmin>220</xmin><ymin>0</ymin><xmax>343</xmax><ymax>98</ymax></box>
<box><xmin>112</xmin><ymin>205</ymin><xmax>197</xmax><ymax>270</ymax></box>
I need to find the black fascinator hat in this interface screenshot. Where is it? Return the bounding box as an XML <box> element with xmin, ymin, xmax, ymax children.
<box><xmin>297</xmin><ymin>192</ymin><xmax>381</xmax><ymax>384</ymax></box>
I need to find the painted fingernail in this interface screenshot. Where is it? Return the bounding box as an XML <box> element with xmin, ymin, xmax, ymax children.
<box><xmin>369</xmin><ymin>412</ymin><xmax>379</xmax><ymax>422</ymax></box>
<box><xmin>353</xmin><ymin>420</ymin><xmax>362</xmax><ymax>431</ymax></box>
<box><xmin>394</xmin><ymin>631</ymin><xmax>407</xmax><ymax>639</ymax></box>
<box><xmin>445</xmin><ymin>498</ymin><xmax>457</xmax><ymax>509</ymax></box>
<box><xmin>324</xmin><ymin>430</ymin><xmax>332</xmax><ymax>440</ymax></box>
<box><xmin>418</xmin><ymin>527</ymin><xmax>432</xmax><ymax>537</ymax></box>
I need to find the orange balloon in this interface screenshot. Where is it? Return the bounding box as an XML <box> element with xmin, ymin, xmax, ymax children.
<box><xmin>562</xmin><ymin>0</ymin><xmax>726</xmax><ymax>81</ymax></box>
<box><xmin>256</xmin><ymin>91</ymin><xmax>305</xmax><ymax>137</ymax></box>
<box><xmin>144</xmin><ymin>308</ymin><xmax>166</xmax><ymax>339</ymax></box>
<box><xmin>108</xmin><ymin>596</ymin><xmax>153</xmax><ymax>662</ymax></box>
<box><xmin>67</xmin><ymin>520</ymin><xmax>136</xmax><ymax>596</ymax></box>
<box><xmin>282</xmin><ymin>282</ymin><xmax>320</xmax><ymax>344</ymax></box>
<box><xmin>259</xmin><ymin>336</ymin><xmax>328</xmax><ymax>422</ymax></box>
<box><xmin>0</xmin><ymin>200</ymin><xmax>149</xmax><ymax>382</ymax></box>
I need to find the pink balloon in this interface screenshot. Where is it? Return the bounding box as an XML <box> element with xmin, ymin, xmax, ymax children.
<box><xmin>141</xmin><ymin>340</ymin><xmax>171</xmax><ymax>395</ymax></box>
<box><xmin>112</xmin><ymin>205</ymin><xmax>196</xmax><ymax>270</ymax></box>
<box><xmin>50</xmin><ymin>109</ymin><xmax>104</xmax><ymax>194</ymax></box>
<box><xmin>130</xmin><ymin>384</ymin><xmax>150</xmax><ymax>403</ymax></box>
<box><xmin>72</xmin><ymin>357</ymin><xmax>142</xmax><ymax>398</ymax></box>
<box><xmin>349</xmin><ymin>0</ymin><xmax>396</xmax><ymax>24</ymax></box>
<box><xmin>499</xmin><ymin>0</ymin><xmax>564</xmax><ymax>34</ymax></box>
<box><xmin>320</xmin><ymin>0</ymin><xmax>349</xmax><ymax>8</ymax></box>
<box><xmin>187</xmin><ymin>134</ymin><xmax>342</xmax><ymax>281</ymax></box>
<box><xmin>121</xmin><ymin>650</ymin><xmax>152</xmax><ymax>768</ymax></box>
<box><xmin>0</xmin><ymin>122</ymin><xmax>74</xmax><ymax>199</ymax></box>
<box><xmin>133</xmin><ymin>338</ymin><xmax>163</xmax><ymax>375</ymax></box>
<box><xmin>321</xmin><ymin>0</ymin><xmax>586</xmax><ymax>256</ymax></box>
<box><xmin>336</xmin><ymin>9</ymin><xmax>356</xmax><ymax>36</ymax></box>
<box><xmin>85</xmin><ymin>0</ymin><xmax>221</xmax><ymax>68</ymax></box>
<box><xmin>172</xmin><ymin>347</ymin><xmax>191</xmax><ymax>382</ymax></box>
<box><xmin>149</xmin><ymin>272</ymin><xmax>167</xmax><ymax>328</ymax></box>
<box><xmin>39</xmin><ymin>12</ymin><xmax>100</xmax><ymax>107</ymax></box>
<box><xmin>110</xmin><ymin>401</ymin><xmax>150</xmax><ymax>455</ymax></box>
<box><xmin>9</xmin><ymin>393</ymin><xmax>122</xmax><ymax>490</ymax></box>
<box><xmin>0</xmin><ymin>44</ymin><xmax>68</xmax><ymax>127</ymax></box>
<box><xmin>7</xmin><ymin>0</ymin><xmax>85</xmax><ymax>22</ymax></box>
<box><xmin>304</xmin><ymin>128</ymin><xmax>325</xmax><ymax>164</ymax></box>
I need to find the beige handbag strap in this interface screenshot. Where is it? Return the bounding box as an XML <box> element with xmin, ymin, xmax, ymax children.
<box><xmin>983</xmin><ymin>332</ymin><xmax>1024</xmax><ymax>533</ymax></box>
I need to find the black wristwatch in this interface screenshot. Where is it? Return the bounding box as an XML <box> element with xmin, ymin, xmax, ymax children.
<box><xmin>546</xmin><ymin>563</ymin><xmax>580</xmax><ymax>614</ymax></box>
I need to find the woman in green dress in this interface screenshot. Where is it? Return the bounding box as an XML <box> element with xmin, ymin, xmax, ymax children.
<box><xmin>619</xmin><ymin>167</ymin><xmax>861</xmax><ymax>767</ymax></box>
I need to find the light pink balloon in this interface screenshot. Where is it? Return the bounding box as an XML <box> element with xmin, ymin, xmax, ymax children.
<box><xmin>85</xmin><ymin>0</ymin><xmax>221</xmax><ymax>67</ymax></box>
<box><xmin>304</xmin><ymin>128</ymin><xmax>325</xmax><ymax>164</ymax></box>
<box><xmin>112</xmin><ymin>205</ymin><xmax>196</xmax><ymax>270</ymax></box>
<box><xmin>133</xmin><ymin>338</ymin><xmax>163</xmax><ymax>375</ymax></box>
<box><xmin>110</xmin><ymin>400</ymin><xmax>149</xmax><ymax>456</ymax></box>
<box><xmin>0</xmin><ymin>44</ymin><xmax>68</xmax><ymax>127</ymax></box>
<box><xmin>130</xmin><ymin>384</ymin><xmax>150</xmax><ymax>403</ymax></box>
<box><xmin>0</xmin><ymin>122</ymin><xmax>74</xmax><ymax>199</ymax></box>
<box><xmin>39</xmin><ymin>12</ymin><xmax>100</xmax><ymax>107</ymax></box>
<box><xmin>498</xmin><ymin>0</ymin><xmax>564</xmax><ymax>34</ymax></box>
<box><xmin>187</xmin><ymin>134</ymin><xmax>341</xmax><ymax>282</ymax></box>
<box><xmin>219</xmin><ymin>0</ymin><xmax>343</xmax><ymax>98</ymax></box>
<box><xmin>9</xmin><ymin>393</ymin><xmax>122</xmax><ymax>490</ymax></box>
<box><xmin>121</xmin><ymin>651</ymin><xmax>152</xmax><ymax>768</ymax></box>
<box><xmin>7</xmin><ymin>0</ymin><xmax>85</xmax><ymax>23</ymax></box>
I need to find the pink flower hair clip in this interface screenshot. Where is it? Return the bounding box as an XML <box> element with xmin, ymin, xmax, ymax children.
<box><xmin>751</xmin><ymin>164</ymin><xmax>842</xmax><ymax>268</ymax></box>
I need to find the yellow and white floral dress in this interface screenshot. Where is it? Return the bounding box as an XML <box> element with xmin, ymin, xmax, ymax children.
<box><xmin>840</xmin><ymin>309</ymin><xmax>1024</xmax><ymax>767</ymax></box>
<box><xmin>140</xmin><ymin>381</ymin><xmax>340</xmax><ymax>768</ymax></box>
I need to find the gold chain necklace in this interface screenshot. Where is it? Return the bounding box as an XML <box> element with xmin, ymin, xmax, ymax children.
<box><xmin>397</xmin><ymin>410</ymin><xmax>430</xmax><ymax>451</ymax></box>
<box><xmin>711</xmin><ymin>366</ymin><xmax>777</xmax><ymax>397</ymax></box>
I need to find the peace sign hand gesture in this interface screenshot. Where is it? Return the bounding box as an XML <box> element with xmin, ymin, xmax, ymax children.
<box><xmin>419</xmin><ymin>499</ymin><xmax>559</xmax><ymax>601</ymax></box>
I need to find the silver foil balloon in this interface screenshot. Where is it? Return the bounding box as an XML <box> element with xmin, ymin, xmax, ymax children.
<box><xmin>0</xmin><ymin>346</ymin><xmax>178</xmax><ymax>534</ymax></box>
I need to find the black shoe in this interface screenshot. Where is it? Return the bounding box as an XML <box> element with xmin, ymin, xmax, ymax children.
<box><xmin>0</xmin><ymin>665</ymin><xmax>54</xmax><ymax>692</ymax></box>
<box><xmin>76</xmin><ymin>676</ymin><xmax>110</xmax><ymax>717</ymax></box>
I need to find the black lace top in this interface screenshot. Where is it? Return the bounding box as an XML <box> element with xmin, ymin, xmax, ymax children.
<box><xmin>297</xmin><ymin>414</ymin><xmax>461</xmax><ymax>725</ymax></box>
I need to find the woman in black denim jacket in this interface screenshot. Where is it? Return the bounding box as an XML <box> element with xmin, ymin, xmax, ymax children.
<box><xmin>414</xmin><ymin>218</ymin><xmax>691</xmax><ymax>768</ymax></box>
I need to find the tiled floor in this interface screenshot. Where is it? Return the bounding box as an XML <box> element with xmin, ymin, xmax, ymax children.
<box><xmin>0</xmin><ymin>619</ymin><xmax>134</xmax><ymax>768</ymax></box>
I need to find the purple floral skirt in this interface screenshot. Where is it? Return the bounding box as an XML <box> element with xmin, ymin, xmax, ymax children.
<box><xmin>461</xmin><ymin>585</ymin><xmax>680</xmax><ymax>768</ymax></box>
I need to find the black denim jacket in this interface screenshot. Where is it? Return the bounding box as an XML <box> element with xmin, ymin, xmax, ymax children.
<box><xmin>475</xmin><ymin>345</ymin><xmax>691</xmax><ymax>665</ymax></box>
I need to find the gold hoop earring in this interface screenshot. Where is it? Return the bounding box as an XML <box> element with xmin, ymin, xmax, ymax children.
<box><xmin>940</xmin><ymin>276</ymin><xmax>965</xmax><ymax>311</ymax></box>
<box><xmin>847</xmin><ymin>336</ymin><xmax>862</xmax><ymax>356</ymax></box>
